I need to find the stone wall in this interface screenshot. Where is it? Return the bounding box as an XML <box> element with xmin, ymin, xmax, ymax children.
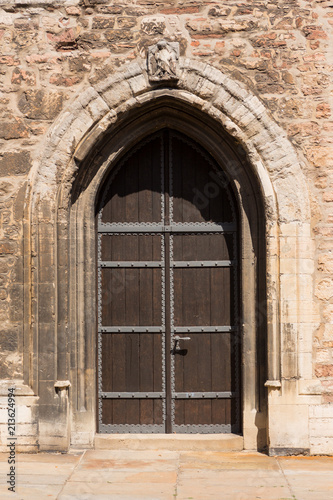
<box><xmin>0</xmin><ymin>0</ymin><xmax>332</xmax><ymax>453</ymax></box>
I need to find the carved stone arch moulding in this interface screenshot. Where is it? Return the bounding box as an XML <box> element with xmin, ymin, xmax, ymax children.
<box><xmin>24</xmin><ymin>57</ymin><xmax>318</xmax><ymax>453</ymax></box>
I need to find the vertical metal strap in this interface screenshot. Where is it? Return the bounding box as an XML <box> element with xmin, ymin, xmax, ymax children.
<box><xmin>161</xmin><ymin>134</ymin><xmax>166</xmax><ymax>426</ymax></box>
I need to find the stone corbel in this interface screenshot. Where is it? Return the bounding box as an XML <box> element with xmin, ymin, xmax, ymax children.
<box><xmin>54</xmin><ymin>380</ymin><xmax>71</xmax><ymax>393</ymax></box>
<box><xmin>265</xmin><ymin>380</ymin><xmax>282</xmax><ymax>389</ymax></box>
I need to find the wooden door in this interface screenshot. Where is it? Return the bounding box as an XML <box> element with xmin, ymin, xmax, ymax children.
<box><xmin>97</xmin><ymin>130</ymin><xmax>241</xmax><ymax>434</ymax></box>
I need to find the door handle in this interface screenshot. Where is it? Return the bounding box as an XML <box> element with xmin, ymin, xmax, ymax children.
<box><xmin>172</xmin><ymin>335</ymin><xmax>191</xmax><ymax>354</ymax></box>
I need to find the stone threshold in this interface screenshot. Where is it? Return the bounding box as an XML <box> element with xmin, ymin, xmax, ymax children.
<box><xmin>94</xmin><ymin>433</ymin><xmax>243</xmax><ymax>451</ymax></box>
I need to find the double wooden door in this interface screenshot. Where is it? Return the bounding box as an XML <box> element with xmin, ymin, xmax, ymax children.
<box><xmin>97</xmin><ymin>130</ymin><xmax>241</xmax><ymax>433</ymax></box>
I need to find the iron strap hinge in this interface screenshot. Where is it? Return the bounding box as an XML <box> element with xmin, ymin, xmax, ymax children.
<box><xmin>171</xmin><ymin>260</ymin><xmax>235</xmax><ymax>268</ymax></box>
<box><xmin>173</xmin><ymin>392</ymin><xmax>239</xmax><ymax>399</ymax></box>
<box><xmin>172</xmin><ymin>326</ymin><xmax>237</xmax><ymax>333</ymax></box>
<box><xmin>98</xmin><ymin>223</ymin><xmax>237</xmax><ymax>233</ymax></box>
<box><xmin>100</xmin><ymin>392</ymin><xmax>165</xmax><ymax>399</ymax></box>
<box><xmin>99</xmin><ymin>326</ymin><xmax>164</xmax><ymax>333</ymax></box>
<box><xmin>99</xmin><ymin>261</ymin><xmax>162</xmax><ymax>268</ymax></box>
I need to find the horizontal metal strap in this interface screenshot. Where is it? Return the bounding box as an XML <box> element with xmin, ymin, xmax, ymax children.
<box><xmin>172</xmin><ymin>260</ymin><xmax>234</xmax><ymax>268</ymax></box>
<box><xmin>100</xmin><ymin>392</ymin><xmax>164</xmax><ymax>399</ymax></box>
<box><xmin>173</xmin><ymin>392</ymin><xmax>238</xmax><ymax>399</ymax></box>
<box><xmin>99</xmin><ymin>424</ymin><xmax>165</xmax><ymax>433</ymax></box>
<box><xmin>99</xmin><ymin>326</ymin><xmax>164</xmax><ymax>333</ymax></box>
<box><xmin>172</xmin><ymin>424</ymin><xmax>232</xmax><ymax>433</ymax></box>
<box><xmin>98</xmin><ymin>224</ymin><xmax>163</xmax><ymax>233</ymax></box>
<box><xmin>173</xmin><ymin>326</ymin><xmax>237</xmax><ymax>333</ymax></box>
<box><xmin>169</xmin><ymin>223</ymin><xmax>236</xmax><ymax>233</ymax></box>
<box><xmin>99</xmin><ymin>261</ymin><xmax>162</xmax><ymax>268</ymax></box>
<box><xmin>98</xmin><ymin>223</ymin><xmax>236</xmax><ymax>233</ymax></box>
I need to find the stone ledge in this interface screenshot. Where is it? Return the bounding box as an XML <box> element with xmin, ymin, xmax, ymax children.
<box><xmin>269</xmin><ymin>447</ymin><xmax>310</xmax><ymax>456</ymax></box>
<box><xmin>94</xmin><ymin>433</ymin><xmax>244</xmax><ymax>451</ymax></box>
<box><xmin>0</xmin><ymin>380</ymin><xmax>35</xmax><ymax>397</ymax></box>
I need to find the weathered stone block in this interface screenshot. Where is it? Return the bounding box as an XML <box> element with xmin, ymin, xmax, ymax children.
<box><xmin>104</xmin><ymin>29</ymin><xmax>133</xmax><ymax>43</ymax></box>
<box><xmin>18</xmin><ymin>90</ymin><xmax>63</xmax><ymax>120</ymax></box>
<box><xmin>0</xmin><ymin>329</ymin><xmax>18</xmax><ymax>352</ymax></box>
<box><xmin>0</xmin><ymin>117</ymin><xmax>29</xmax><ymax>139</ymax></box>
<box><xmin>315</xmin><ymin>365</ymin><xmax>333</xmax><ymax>377</ymax></box>
<box><xmin>11</xmin><ymin>67</ymin><xmax>36</xmax><ymax>86</ymax></box>
<box><xmin>0</xmin><ymin>241</ymin><xmax>16</xmax><ymax>255</ymax></box>
<box><xmin>315</xmin><ymin>278</ymin><xmax>333</xmax><ymax>301</ymax></box>
<box><xmin>310</xmin><ymin>437</ymin><xmax>333</xmax><ymax>454</ymax></box>
<box><xmin>141</xmin><ymin>16</ymin><xmax>165</xmax><ymax>35</ymax></box>
<box><xmin>92</xmin><ymin>16</ymin><xmax>115</xmax><ymax>29</ymax></box>
<box><xmin>0</xmin><ymin>151</ymin><xmax>31</xmax><ymax>176</ymax></box>
<box><xmin>117</xmin><ymin>17</ymin><xmax>137</xmax><ymax>29</ymax></box>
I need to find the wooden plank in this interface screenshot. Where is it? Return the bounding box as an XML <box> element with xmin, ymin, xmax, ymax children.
<box><xmin>125</xmin><ymin>399</ymin><xmax>139</xmax><ymax>424</ymax></box>
<box><xmin>125</xmin><ymin>325</ymin><xmax>140</xmax><ymax>422</ymax></box>
<box><xmin>124</xmin><ymin>145</ymin><xmax>140</xmax><ymax>224</ymax></box>
<box><xmin>211</xmin><ymin>333</ymin><xmax>225</xmax><ymax>393</ymax></box>
<box><xmin>112</xmin><ymin>399</ymin><xmax>125</xmax><ymax>425</ymax></box>
<box><xmin>110</xmin><ymin>268</ymin><xmax>126</xmax><ymax>326</ymax></box>
<box><xmin>153</xmin><ymin>333</ymin><xmax>163</xmax><ymax>392</ymax></box>
<box><xmin>139</xmin><ymin>399</ymin><xmax>153</xmax><ymax>425</ymax></box>
<box><xmin>212</xmin><ymin>399</ymin><xmax>227</xmax><ymax>425</ymax></box>
<box><xmin>98</xmin><ymin>130</ymin><xmax>240</xmax><ymax>433</ymax></box>
<box><xmin>174</xmin><ymin>399</ymin><xmax>184</xmax><ymax>426</ymax></box>
<box><xmin>102</xmin><ymin>399</ymin><xmax>113</xmax><ymax>425</ymax></box>
<box><xmin>173</xmin><ymin>267</ymin><xmax>182</xmax><ymax>328</ymax></box>
<box><xmin>193</xmin><ymin>223</ymin><xmax>212</xmax><ymax>425</ymax></box>
<box><xmin>199</xmin><ymin>399</ymin><xmax>211</xmax><ymax>425</ymax></box>
<box><xmin>170</xmin><ymin>135</ymin><xmax>182</xmax><ymax>223</ymax></box>
<box><xmin>210</xmin><ymin>268</ymin><xmax>231</xmax><ymax>326</ymax></box>
<box><xmin>101</xmin><ymin>333</ymin><xmax>112</xmax><ymax>392</ymax></box>
<box><xmin>153</xmin><ymin>399</ymin><xmax>163</xmax><ymax>425</ymax></box>
<box><xmin>112</xmin><ymin>333</ymin><xmax>126</xmax><ymax>392</ymax></box>
<box><xmin>101</xmin><ymin>235</ymin><xmax>162</xmax><ymax>262</ymax></box>
<box><xmin>139</xmin><ymin>268</ymin><xmax>153</xmax><ymax>326</ymax></box>
<box><xmin>164</xmin><ymin>130</ymin><xmax>172</xmax><ymax>433</ymax></box>
<box><xmin>152</xmin><ymin>269</ymin><xmax>162</xmax><ymax>326</ymax></box>
<box><xmin>139</xmin><ymin>141</ymin><xmax>154</xmax><ymax>224</ymax></box>
<box><xmin>139</xmin><ymin>332</ymin><xmax>154</xmax><ymax>392</ymax></box>
<box><xmin>100</xmin><ymin>159</ymin><xmax>124</xmax><ymax>224</ymax></box>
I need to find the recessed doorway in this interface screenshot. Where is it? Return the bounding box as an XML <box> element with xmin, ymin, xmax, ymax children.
<box><xmin>96</xmin><ymin>129</ymin><xmax>241</xmax><ymax>434</ymax></box>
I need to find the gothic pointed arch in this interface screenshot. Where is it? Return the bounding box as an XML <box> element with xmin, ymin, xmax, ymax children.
<box><xmin>23</xmin><ymin>58</ymin><xmax>314</xmax><ymax>452</ymax></box>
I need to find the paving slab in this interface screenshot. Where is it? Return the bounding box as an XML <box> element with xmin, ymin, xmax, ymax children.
<box><xmin>58</xmin><ymin>481</ymin><xmax>176</xmax><ymax>500</ymax></box>
<box><xmin>176</xmin><ymin>484</ymin><xmax>292</xmax><ymax>500</ymax></box>
<box><xmin>277</xmin><ymin>455</ymin><xmax>333</xmax><ymax>471</ymax></box>
<box><xmin>179</xmin><ymin>469</ymin><xmax>284</xmax><ymax>480</ymax></box>
<box><xmin>0</xmin><ymin>483</ymin><xmax>63</xmax><ymax>500</ymax></box>
<box><xmin>179</xmin><ymin>451</ymin><xmax>280</xmax><ymax>471</ymax></box>
<box><xmin>0</xmin><ymin>450</ymin><xmax>332</xmax><ymax>500</ymax></box>
<box><xmin>77</xmin><ymin>449</ymin><xmax>179</xmax><ymax>473</ymax></box>
<box><xmin>69</xmin><ymin>469</ymin><xmax>178</xmax><ymax>483</ymax></box>
<box><xmin>95</xmin><ymin>433</ymin><xmax>243</xmax><ymax>451</ymax></box>
<box><xmin>83</xmin><ymin>449</ymin><xmax>179</xmax><ymax>460</ymax></box>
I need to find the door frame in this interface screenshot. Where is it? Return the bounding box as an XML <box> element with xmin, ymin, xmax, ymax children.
<box><xmin>26</xmin><ymin>59</ymin><xmax>315</xmax><ymax>453</ymax></box>
<box><xmin>67</xmin><ymin>100</ymin><xmax>267</xmax><ymax>448</ymax></box>
<box><xmin>95</xmin><ymin>128</ymin><xmax>243</xmax><ymax>434</ymax></box>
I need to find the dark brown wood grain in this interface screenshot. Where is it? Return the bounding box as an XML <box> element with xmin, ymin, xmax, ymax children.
<box><xmin>98</xmin><ymin>130</ymin><xmax>240</xmax><ymax>433</ymax></box>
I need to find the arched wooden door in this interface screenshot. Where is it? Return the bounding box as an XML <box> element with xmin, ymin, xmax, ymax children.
<box><xmin>97</xmin><ymin>129</ymin><xmax>241</xmax><ymax>434</ymax></box>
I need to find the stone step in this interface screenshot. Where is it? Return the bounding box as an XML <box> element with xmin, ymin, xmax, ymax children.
<box><xmin>94</xmin><ymin>433</ymin><xmax>244</xmax><ymax>451</ymax></box>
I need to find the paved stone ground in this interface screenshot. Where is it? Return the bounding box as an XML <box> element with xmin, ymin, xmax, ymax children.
<box><xmin>0</xmin><ymin>450</ymin><xmax>332</xmax><ymax>500</ymax></box>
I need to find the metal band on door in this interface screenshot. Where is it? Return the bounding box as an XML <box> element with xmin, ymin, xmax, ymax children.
<box><xmin>97</xmin><ymin>130</ymin><xmax>240</xmax><ymax>434</ymax></box>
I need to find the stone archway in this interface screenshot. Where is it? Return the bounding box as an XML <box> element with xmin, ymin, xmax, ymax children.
<box><xmin>24</xmin><ymin>58</ymin><xmax>316</xmax><ymax>453</ymax></box>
